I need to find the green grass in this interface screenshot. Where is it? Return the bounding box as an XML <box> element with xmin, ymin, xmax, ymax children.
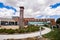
<box><xmin>43</xmin><ymin>28</ymin><xmax>60</xmax><ymax>40</ymax></box>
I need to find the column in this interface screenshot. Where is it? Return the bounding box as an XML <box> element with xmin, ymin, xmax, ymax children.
<box><xmin>8</xmin><ymin>21</ymin><xmax>9</xmax><ymax>25</ymax></box>
<box><xmin>14</xmin><ymin>21</ymin><xmax>15</xmax><ymax>25</ymax></box>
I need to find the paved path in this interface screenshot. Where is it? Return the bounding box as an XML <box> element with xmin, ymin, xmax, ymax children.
<box><xmin>0</xmin><ymin>27</ymin><xmax>51</xmax><ymax>40</ymax></box>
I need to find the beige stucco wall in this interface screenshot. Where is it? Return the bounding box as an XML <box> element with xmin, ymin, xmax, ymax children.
<box><xmin>0</xmin><ymin>25</ymin><xmax>28</xmax><ymax>29</ymax></box>
<box><xmin>0</xmin><ymin>26</ymin><xmax>19</xmax><ymax>29</ymax></box>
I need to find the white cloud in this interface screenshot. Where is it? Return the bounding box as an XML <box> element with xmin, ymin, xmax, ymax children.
<box><xmin>0</xmin><ymin>0</ymin><xmax>60</xmax><ymax>19</ymax></box>
<box><xmin>44</xmin><ymin>6</ymin><xmax>60</xmax><ymax>16</ymax></box>
<box><xmin>0</xmin><ymin>8</ymin><xmax>14</xmax><ymax>18</ymax></box>
<box><xmin>37</xmin><ymin>0</ymin><xmax>46</xmax><ymax>4</ymax></box>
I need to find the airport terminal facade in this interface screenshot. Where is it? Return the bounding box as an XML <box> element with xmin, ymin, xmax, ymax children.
<box><xmin>0</xmin><ymin>17</ymin><xmax>56</xmax><ymax>26</ymax></box>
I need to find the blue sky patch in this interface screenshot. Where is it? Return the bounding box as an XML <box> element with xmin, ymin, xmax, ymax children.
<box><xmin>50</xmin><ymin>2</ymin><xmax>60</xmax><ymax>9</ymax></box>
<box><xmin>0</xmin><ymin>2</ymin><xmax>17</xmax><ymax>14</ymax></box>
<box><xmin>36</xmin><ymin>15</ymin><xmax>60</xmax><ymax>20</ymax></box>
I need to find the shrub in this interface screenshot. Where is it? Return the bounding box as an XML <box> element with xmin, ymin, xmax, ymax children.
<box><xmin>27</xmin><ymin>25</ymin><xmax>40</xmax><ymax>32</ymax></box>
<box><xmin>17</xmin><ymin>25</ymin><xmax>40</xmax><ymax>33</ymax></box>
<box><xmin>44</xmin><ymin>24</ymin><xmax>49</xmax><ymax>27</ymax></box>
<box><xmin>0</xmin><ymin>29</ymin><xmax>6</xmax><ymax>33</ymax></box>
<box><xmin>5</xmin><ymin>29</ymin><xmax>15</xmax><ymax>34</ymax></box>
<box><xmin>18</xmin><ymin>29</ymin><xmax>26</xmax><ymax>33</ymax></box>
<box><xmin>0</xmin><ymin>25</ymin><xmax>41</xmax><ymax>34</ymax></box>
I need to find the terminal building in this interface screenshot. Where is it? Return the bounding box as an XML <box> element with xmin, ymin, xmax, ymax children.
<box><xmin>0</xmin><ymin>17</ymin><xmax>56</xmax><ymax>26</ymax></box>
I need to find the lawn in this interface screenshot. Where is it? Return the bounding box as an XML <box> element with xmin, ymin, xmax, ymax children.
<box><xmin>43</xmin><ymin>28</ymin><xmax>60</xmax><ymax>40</ymax></box>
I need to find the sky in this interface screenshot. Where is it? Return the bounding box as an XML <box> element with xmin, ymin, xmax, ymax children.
<box><xmin>0</xmin><ymin>0</ymin><xmax>60</xmax><ymax>20</ymax></box>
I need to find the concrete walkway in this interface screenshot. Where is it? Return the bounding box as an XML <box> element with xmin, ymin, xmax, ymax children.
<box><xmin>0</xmin><ymin>27</ymin><xmax>51</xmax><ymax>40</ymax></box>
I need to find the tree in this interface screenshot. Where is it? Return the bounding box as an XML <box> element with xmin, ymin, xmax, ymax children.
<box><xmin>56</xmin><ymin>18</ymin><xmax>60</xmax><ymax>28</ymax></box>
<box><xmin>56</xmin><ymin>18</ymin><xmax>60</xmax><ymax>24</ymax></box>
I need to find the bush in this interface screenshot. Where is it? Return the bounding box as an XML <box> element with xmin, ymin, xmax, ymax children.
<box><xmin>18</xmin><ymin>29</ymin><xmax>26</xmax><ymax>33</ymax></box>
<box><xmin>0</xmin><ymin>29</ymin><xmax>15</xmax><ymax>34</ymax></box>
<box><xmin>0</xmin><ymin>29</ymin><xmax>6</xmax><ymax>33</ymax></box>
<box><xmin>0</xmin><ymin>25</ymin><xmax>41</xmax><ymax>34</ymax></box>
<box><xmin>5</xmin><ymin>29</ymin><xmax>15</xmax><ymax>34</ymax></box>
<box><xmin>18</xmin><ymin>25</ymin><xmax>40</xmax><ymax>33</ymax></box>
<box><xmin>27</xmin><ymin>25</ymin><xmax>40</xmax><ymax>32</ymax></box>
<box><xmin>44</xmin><ymin>24</ymin><xmax>49</xmax><ymax>27</ymax></box>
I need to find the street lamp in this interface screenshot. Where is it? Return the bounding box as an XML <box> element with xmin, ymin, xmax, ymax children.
<box><xmin>38</xmin><ymin>24</ymin><xmax>42</xmax><ymax>38</ymax></box>
<box><xmin>47</xmin><ymin>21</ymin><xmax>51</xmax><ymax>28</ymax></box>
<box><xmin>52</xmin><ymin>25</ymin><xmax>54</xmax><ymax>31</ymax></box>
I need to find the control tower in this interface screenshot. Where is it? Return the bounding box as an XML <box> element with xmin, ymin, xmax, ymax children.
<box><xmin>19</xmin><ymin>6</ymin><xmax>24</xmax><ymax>29</ymax></box>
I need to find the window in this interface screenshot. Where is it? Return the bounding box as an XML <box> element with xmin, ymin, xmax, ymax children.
<box><xmin>9</xmin><ymin>22</ymin><xmax>14</xmax><ymax>25</ymax></box>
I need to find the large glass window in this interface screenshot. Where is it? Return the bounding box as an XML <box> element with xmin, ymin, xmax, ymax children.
<box><xmin>9</xmin><ymin>22</ymin><xmax>14</xmax><ymax>25</ymax></box>
<box><xmin>14</xmin><ymin>22</ymin><xmax>18</xmax><ymax>25</ymax></box>
<box><xmin>1</xmin><ymin>21</ymin><xmax>8</xmax><ymax>25</ymax></box>
<box><xmin>1</xmin><ymin>21</ymin><xmax>18</xmax><ymax>25</ymax></box>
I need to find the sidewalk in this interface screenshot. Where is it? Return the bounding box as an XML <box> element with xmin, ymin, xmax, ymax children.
<box><xmin>0</xmin><ymin>27</ymin><xmax>51</xmax><ymax>40</ymax></box>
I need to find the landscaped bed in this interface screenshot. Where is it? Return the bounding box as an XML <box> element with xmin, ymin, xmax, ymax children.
<box><xmin>0</xmin><ymin>25</ymin><xmax>43</xmax><ymax>34</ymax></box>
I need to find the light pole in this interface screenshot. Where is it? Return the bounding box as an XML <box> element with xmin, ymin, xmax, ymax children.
<box><xmin>40</xmin><ymin>26</ymin><xmax>42</xmax><ymax>37</ymax></box>
<box><xmin>52</xmin><ymin>25</ymin><xmax>54</xmax><ymax>31</ymax></box>
<box><xmin>37</xmin><ymin>24</ymin><xmax>43</xmax><ymax>40</ymax></box>
<box><xmin>47</xmin><ymin>21</ymin><xmax>50</xmax><ymax>28</ymax></box>
<box><xmin>38</xmin><ymin>24</ymin><xmax>42</xmax><ymax>38</ymax></box>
